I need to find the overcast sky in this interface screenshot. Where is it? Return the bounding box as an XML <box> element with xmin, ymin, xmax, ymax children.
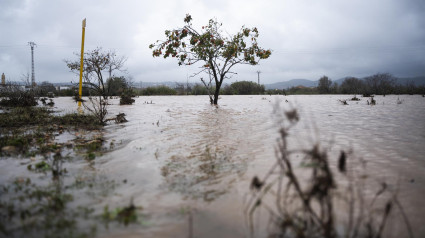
<box><xmin>1</xmin><ymin>0</ymin><xmax>424</xmax><ymax>84</ymax></box>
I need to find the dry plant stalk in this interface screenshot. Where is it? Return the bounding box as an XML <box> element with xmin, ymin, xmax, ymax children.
<box><xmin>245</xmin><ymin>104</ymin><xmax>413</xmax><ymax>238</ymax></box>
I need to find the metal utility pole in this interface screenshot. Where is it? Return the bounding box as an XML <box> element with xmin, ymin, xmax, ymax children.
<box><xmin>28</xmin><ymin>42</ymin><xmax>36</xmax><ymax>87</ymax></box>
<box><xmin>256</xmin><ymin>71</ymin><xmax>261</xmax><ymax>84</ymax></box>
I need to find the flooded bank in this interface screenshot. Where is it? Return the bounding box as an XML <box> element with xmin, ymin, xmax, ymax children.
<box><xmin>1</xmin><ymin>94</ymin><xmax>425</xmax><ymax>237</ymax></box>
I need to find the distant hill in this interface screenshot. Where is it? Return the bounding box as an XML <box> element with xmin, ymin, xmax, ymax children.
<box><xmin>265</xmin><ymin>79</ymin><xmax>317</xmax><ymax>90</ymax></box>
<box><xmin>265</xmin><ymin>76</ymin><xmax>425</xmax><ymax>90</ymax></box>
<box><xmin>132</xmin><ymin>81</ymin><xmax>179</xmax><ymax>88</ymax></box>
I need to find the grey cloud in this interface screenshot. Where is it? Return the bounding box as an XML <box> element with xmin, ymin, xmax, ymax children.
<box><xmin>0</xmin><ymin>0</ymin><xmax>424</xmax><ymax>84</ymax></box>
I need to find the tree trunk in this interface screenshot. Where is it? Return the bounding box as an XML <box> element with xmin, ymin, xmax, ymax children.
<box><xmin>212</xmin><ymin>80</ymin><xmax>222</xmax><ymax>105</ymax></box>
<box><xmin>213</xmin><ymin>89</ymin><xmax>219</xmax><ymax>105</ymax></box>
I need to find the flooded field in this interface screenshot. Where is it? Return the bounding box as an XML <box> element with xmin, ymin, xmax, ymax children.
<box><xmin>1</xmin><ymin>94</ymin><xmax>425</xmax><ymax>237</ymax></box>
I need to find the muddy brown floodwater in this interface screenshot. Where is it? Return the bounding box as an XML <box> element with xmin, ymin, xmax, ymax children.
<box><xmin>1</xmin><ymin>94</ymin><xmax>425</xmax><ymax>237</ymax></box>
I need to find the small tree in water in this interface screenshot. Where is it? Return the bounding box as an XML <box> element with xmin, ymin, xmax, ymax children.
<box><xmin>65</xmin><ymin>47</ymin><xmax>127</xmax><ymax>100</ymax></box>
<box><xmin>149</xmin><ymin>14</ymin><xmax>272</xmax><ymax>105</ymax></box>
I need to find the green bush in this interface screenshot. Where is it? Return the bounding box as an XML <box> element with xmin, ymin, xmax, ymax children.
<box><xmin>120</xmin><ymin>89</ymin><xmax>136</xmax><ymax>105</ymax></box>
<box><xmin>223</xmin><ymin>81</ymin><xmax>265</xmax><ymax>95</ymax></box>
<box><xmin>137</xmin><ymin>86</ymin><xmax>177</xmax><ymax>96</ymax></box>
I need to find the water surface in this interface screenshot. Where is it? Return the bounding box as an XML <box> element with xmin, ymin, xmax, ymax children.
<box><xmin>2</xmin><ymin>94</ymin><xmax>425</xmax><ymax>237</ymax></box>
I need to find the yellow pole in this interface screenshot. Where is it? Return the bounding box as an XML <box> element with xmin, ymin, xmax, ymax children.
<box><xmin>78</xmin><ymin>18</ymin><xmax>86</xmax><ymax>107</ymax></box>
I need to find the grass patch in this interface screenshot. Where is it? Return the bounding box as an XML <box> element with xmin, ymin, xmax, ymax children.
<box><xmin>0</xmin><ymin>129</ymin><xmax>47</xmax><ymax>155</ymax></box>
<box><xmin>52</xmin><ymin>113</ymin><xmax>103</xmax><ymax>129</ymax></box>
<box><xmin>0</xmin><ymin>107</ymin><xmax>103</xmax><ymax>129</ymax></box>
<box><xmin>0</xmin><ymin>107</ymin><xmax>52</xmax><ymax>127</ymax></box>
<box><xmin>0</xmin><ymin>107</ymin><xmax>104</xmax><ymax>157</ymax></box>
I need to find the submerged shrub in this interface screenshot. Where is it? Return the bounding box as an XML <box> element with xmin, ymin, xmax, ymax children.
<box><xmin>120</xmin><ymin>89</ymin><xmax>135</xmax><ymax>105</ymax></box>
<box><xmin>0</xmin><ymin>85</ymin><xmax>38</xmax><ymax>107</ymax></box>
<box><xmin>81</xmin><ymin>96</ymin><xmax>108</xmax><ymax>125</ymax></box>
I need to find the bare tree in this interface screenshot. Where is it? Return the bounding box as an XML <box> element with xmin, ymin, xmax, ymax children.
<box><xmin>64</xmin><ymin>47</ymin><xmax>127</xmax><ymax>124</ymax></box>
<box><xmin>340</xmin><ymin>77</ymin><xmax>364</xmax><ymax>95</ymax></box>
<box><xmin>364</xmin><ymin>73</ymin><xmax>396</xmax><ymax>95</ymax></box>
<box><xmin>64</xmin><ymin>47</ymin><xmax>126</xmax><ymax>99</ymax></box>
<box><xmin>106</xmin><ymin>49</ymin><xmax>127</xmax><ymax>80</ymax></box>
